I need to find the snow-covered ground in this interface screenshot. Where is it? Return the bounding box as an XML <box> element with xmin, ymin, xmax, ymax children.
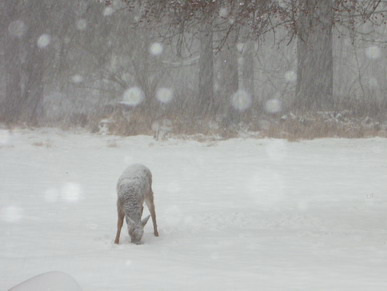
<box><xmin>1</xmin><ymin>128</ymin><xmax>387</xmax><ymax>290</ymax></box>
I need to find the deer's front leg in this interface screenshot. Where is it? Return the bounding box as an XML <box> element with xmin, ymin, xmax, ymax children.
<box><xmin>114</xmin><ymin>210</ymin><xmax>125</xmax><ymax>244</ymax></box>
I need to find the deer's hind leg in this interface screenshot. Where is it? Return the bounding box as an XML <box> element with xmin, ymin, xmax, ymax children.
<box><xmin>145</xmin><ymin>190</ymin><xmax>159</xmax><ymax>237</ymax></box>
<box><xmin>114</xmin><ymin>203</ymin><xmax>125</xmax><ymax>244</ymax></box>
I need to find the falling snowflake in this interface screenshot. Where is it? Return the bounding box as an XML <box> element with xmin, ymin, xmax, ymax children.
<box><xmin>8</xmin><ymin>20</ymin><xmax>27</xmax><ymax>38</ymax></box>
<box><xmin>368</xmin><ymin>77</ymin><xmax>378</xmax><ymax>88</ymax></box>
<box><xmin>284</xmin><ymin>71</ymin><xmax>297</xmax><ymax>82</ymax></box>
<box><xmin>103</xmin><ymin>7</ymin><xmax>114</xmax><ymax>16</ymax></box>
<box><xmin>1</xmin><ymin>206</ymin><xmax>23</xmax><ymax>223</ymax></box>
<box><xmin>122</xmin><ymin>87</ymin><xmax>145</xmax><ymax>106</ymax></box>
<box><xmin>71</xmin><ymin>75</ymin><xmax>83</xmax><ymax>84</ymax></box>
<box><xmin>236</xmin><ymin>43</ymin><xmax>244</xmax><ymax>53</ymax></box>
<box><xmin>149</xmin><ymin>42</ymin><xmax>163</xmax><ymax>56</ymax></box>
<box><xmin>231</xmin><ymin>90</ymin><xmax>252</xmax><ymax>111</ymax></box>
<box><xmin>0</xmin><ymin>130</ymin><xmax>10</xmax><ymax>145</ymax></box>
<box><xmin>276</xmin><ymin>0</ymin><xmax>290</xmax><ymax>8</ymax></box>
<box><xmin>76</xmin><ymin>19</ymin><xmax>87</xmax><ymax>31</ymax></box>
<box><xmin>156</xmin><ymin>88</ymin><xmax>173</xmax><ymax>103</ymax></box>
<box><xmin>365</xmin><ymin>46</ymin><xmax>381</xmax><ymax>60</ymax></box>
<box><xmin>61</xmin><ymin>183</ymin><xmax>82</xmax><ymax>202</ymax></box>
<box><xmin>265</xmin><ymin>99</ymin><xmax>282</xmax><ymax>114</ymax></box>
<box><xmin>37</xmin><ymin>34</ymin><xmax>51</xmax><ymax>48</ymax></box>
<box><xmin>219</xmin><ymin>7</ymin><xmax>229</xmax><ymax>18</ymax></box>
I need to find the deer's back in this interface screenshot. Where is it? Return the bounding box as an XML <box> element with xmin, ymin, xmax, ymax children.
<box><xmin>117</xmin><ymin>164</ymin><xmax>152</xmax><ymax>203</ymax></box>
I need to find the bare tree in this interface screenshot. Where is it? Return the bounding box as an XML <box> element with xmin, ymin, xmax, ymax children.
<box><xmin>2</xmin><ymin>1</ymin><xmax>50</xmax><ymax>125</ymax></box>
<box><xmin>217</xmin><ymin>27</ymin><xmax>239</xmax><ymax>112</ymax></box>
<box><xmin>116</xmin><ymin>0</ymin><xmax>383</xmax><ymax>113</ymax></box>
<box><xmin>198</xmin><ymin>21</ymin><xmax>215</xmax><ymax>116</ymax></box>
<box><xmin>3</xmin><ymin>0</ymin><xmax>23</xmax><ymax>123</ymax></box>
<box><xmin>295</xmin><ymin>0</ymin><xmax>334</xmax><ymax>111</ymax></box>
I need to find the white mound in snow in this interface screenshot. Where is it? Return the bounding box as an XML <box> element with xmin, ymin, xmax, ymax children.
<box><xmin>9</xmin><ymin>271</ymin><xmax>81</xmax><ymax>291</ymax></box>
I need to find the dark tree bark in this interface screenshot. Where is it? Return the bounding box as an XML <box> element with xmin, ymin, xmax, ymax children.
<box><xmin>217</xmin><ymin>28</ymin><xmax>239</xmax><ymax>123</ymax></box>
<box><xmin>2</xmin><ymin>0</ymin><xmax>47</xmax><ymax>125</ymax></box>
<box><xmin>241</xmin><ymin>41</ymin><xmax>255</xmax><ymax>98</ymax></box>
<box><xmin>198</xmin><ymin>21</ymin><xmax>214</xmax><ymax>116</ymax></box>
<box><xmin>295</xmin><ymin>0</ymin><xmax>334</xmax><ymax>111</ymax></box>
<box><xmin>3</xmin><ymin>0</ymin><xmax>23</xmax><ymax>123</ymax></box>
<box><xmin>218</xmin><ymin>28</ymin><xmax>239</xmax><ymax>105</ymax></box>
<box><xmin>22</xmin><ymin>43</ymin><xmax>45</xmax><ymax>124</ymax></box>
<box><xmin>22</xmin><ymin>2</ymin><xmax>48</xmax><ymax>124</ymax></box>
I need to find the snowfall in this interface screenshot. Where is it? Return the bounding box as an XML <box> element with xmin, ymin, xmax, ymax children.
<box><xmin>1</xmin><ymin>128</ymin><xmax>387</xmax><ymax>290</ymax></box>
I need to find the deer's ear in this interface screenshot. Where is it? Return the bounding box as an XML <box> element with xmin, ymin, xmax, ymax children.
<box><xmin>127</xmin><ymin>216</ymin><xmax>135</xmax><ymax>225</ymax></box>
<box><xmin>141</xmin><ymin>215</ymin><xmax>151</xmax><ymax>227</ymax></box>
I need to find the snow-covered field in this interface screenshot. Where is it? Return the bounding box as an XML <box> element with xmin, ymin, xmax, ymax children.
<box><xmin>1</xmin><ymin>129</ymin><xmax>387</xmax><ymax>290</ymax></box>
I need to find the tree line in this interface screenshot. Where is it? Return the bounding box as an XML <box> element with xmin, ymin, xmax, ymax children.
<box><xmin>1</xmin><ymin>0</ymin><xmax>386</xmax><ymax>134</ymax></box>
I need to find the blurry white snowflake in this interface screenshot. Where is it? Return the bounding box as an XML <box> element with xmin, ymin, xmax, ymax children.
<box><xmin>0</xmin><ymin>129</ymin><xmax>10</xmax><ymax>145</ymax></box>
<box><xmin>367</xmin><ymin>77</ymin><xmax>378</xmax><ymax>88</ymax></box>
<box><xmin>149</xmin><ymin>42</ymin><xmax>163</xmax><ymax>56</ymax></box>
<box><xmin>61</xmin><ymin>183</ymin><xmax>82</xmax><ymax>202</ymax></box>
<box><xmin>156</xmin><ymin>88</ymin><xmax>173</xmax><ymax>103</ymax></box>
<box><xmin>37</xmin><ymin>34</ymin><xmax>51</xmax><ymax>48</ymax></box>
<box><xmin>8</xmin><ymin>20</ymin><xmax>27</xmax><ymax>38</ymax></box>
<box><xmin>284</xmin><ymin>70</ymin><xmax>297</xmax><ymax>82</ymax></box>
<box><xmin>276</xmin><ymin>0</ymin><xmax>290</xmax><ymax>8</ymax></box>
<box><xmin>103</xmin><ymin>7</ymin><xmax>114</xmax><ymax>16</ymax></box>
<box><xmin>122</xmin><ymin>87</ymin><xmax>145</xmax><ymax>106</ymax></box>
<box><xmin>1</xmin><ymin>206</ymin><xmax>23</xmax><ymax>223</ymax></box>
<box><xmin>231</xmin><ymin>90</ymin><xmax>252</xmax><ymax>111</ymax></box>
<box><xmin>265</xmin><ymin>98</ymin><xmax>282</xmax><ymax>114</ymax></box>
<box><xmin>71</xmin><ymin>75</ymin><xmax>83</xmax><ymax>84</ymax></box>
<box><xmin>219</xmin><ymin>7</ymin><xmax>229</xmax><ymax>17</ymax></box>
<box><xmin>76</xmin><ymin>19</ymin><xmax>87</xmax><ymax>31</ymax></box>
<box><xmin>236</xmin><ymin>43</ymin><xmax>244</xmax><ymax>53</ymax></box>
<box><xmin>365</xmin><ymin>46</ymin><xmax>381</xmax><ymax>60</ymax></box>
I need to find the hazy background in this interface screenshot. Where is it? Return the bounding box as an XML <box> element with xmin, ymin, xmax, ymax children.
<box><xmin>1</xmin><ymin>0</ymin><xmax>386</xmax><ymax>138</ymax></box>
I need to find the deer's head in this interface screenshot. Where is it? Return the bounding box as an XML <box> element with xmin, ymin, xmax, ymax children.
<box><xmin>126</xmin><ymin>215</ymin><xmax>150</xmax><ymax>244</ymax></box>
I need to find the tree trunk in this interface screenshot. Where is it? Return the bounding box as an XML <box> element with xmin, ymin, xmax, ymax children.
<box><xmin>22</xmin><ymin>43</ymin><xmax>45</xmax><ymax>124</ymax></box>
<box><xmin>242</xmin><ymin>41</ymin><xmax>255</xmax><ymax>98</ymax></box>
<box><xmin>296</xmin><ymin>0</ymin><xmax>333</xmax><ymax>111</ymax></box>
<box><xmin>3</xmin><ymin>0</ymin><xmax>23</xmax><ymax>123</ymax></box>
<box><xmin>198</xmin><ymin>21</ymin><xmax>214</xmax><ymax>116</ymax></box>
<box><xmin>3</xmin><ymin>0</ymin><xmax>47</xmax><ymax>125</ymax></box>
<box><xmin>22</xmin><ymin>2</ymin><xmax>48</xmax><ymax>125</ymax></box>
<box><xmin>218</xmin><ymin>28</ymin><xmax>239</xmax><ymax>122</ymax></box>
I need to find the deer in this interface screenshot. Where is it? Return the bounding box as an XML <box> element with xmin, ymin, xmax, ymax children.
<box><xmin>114</xmin><ymin>164</ymin><xmax>159</xmax><ymax>245</ymax></box>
